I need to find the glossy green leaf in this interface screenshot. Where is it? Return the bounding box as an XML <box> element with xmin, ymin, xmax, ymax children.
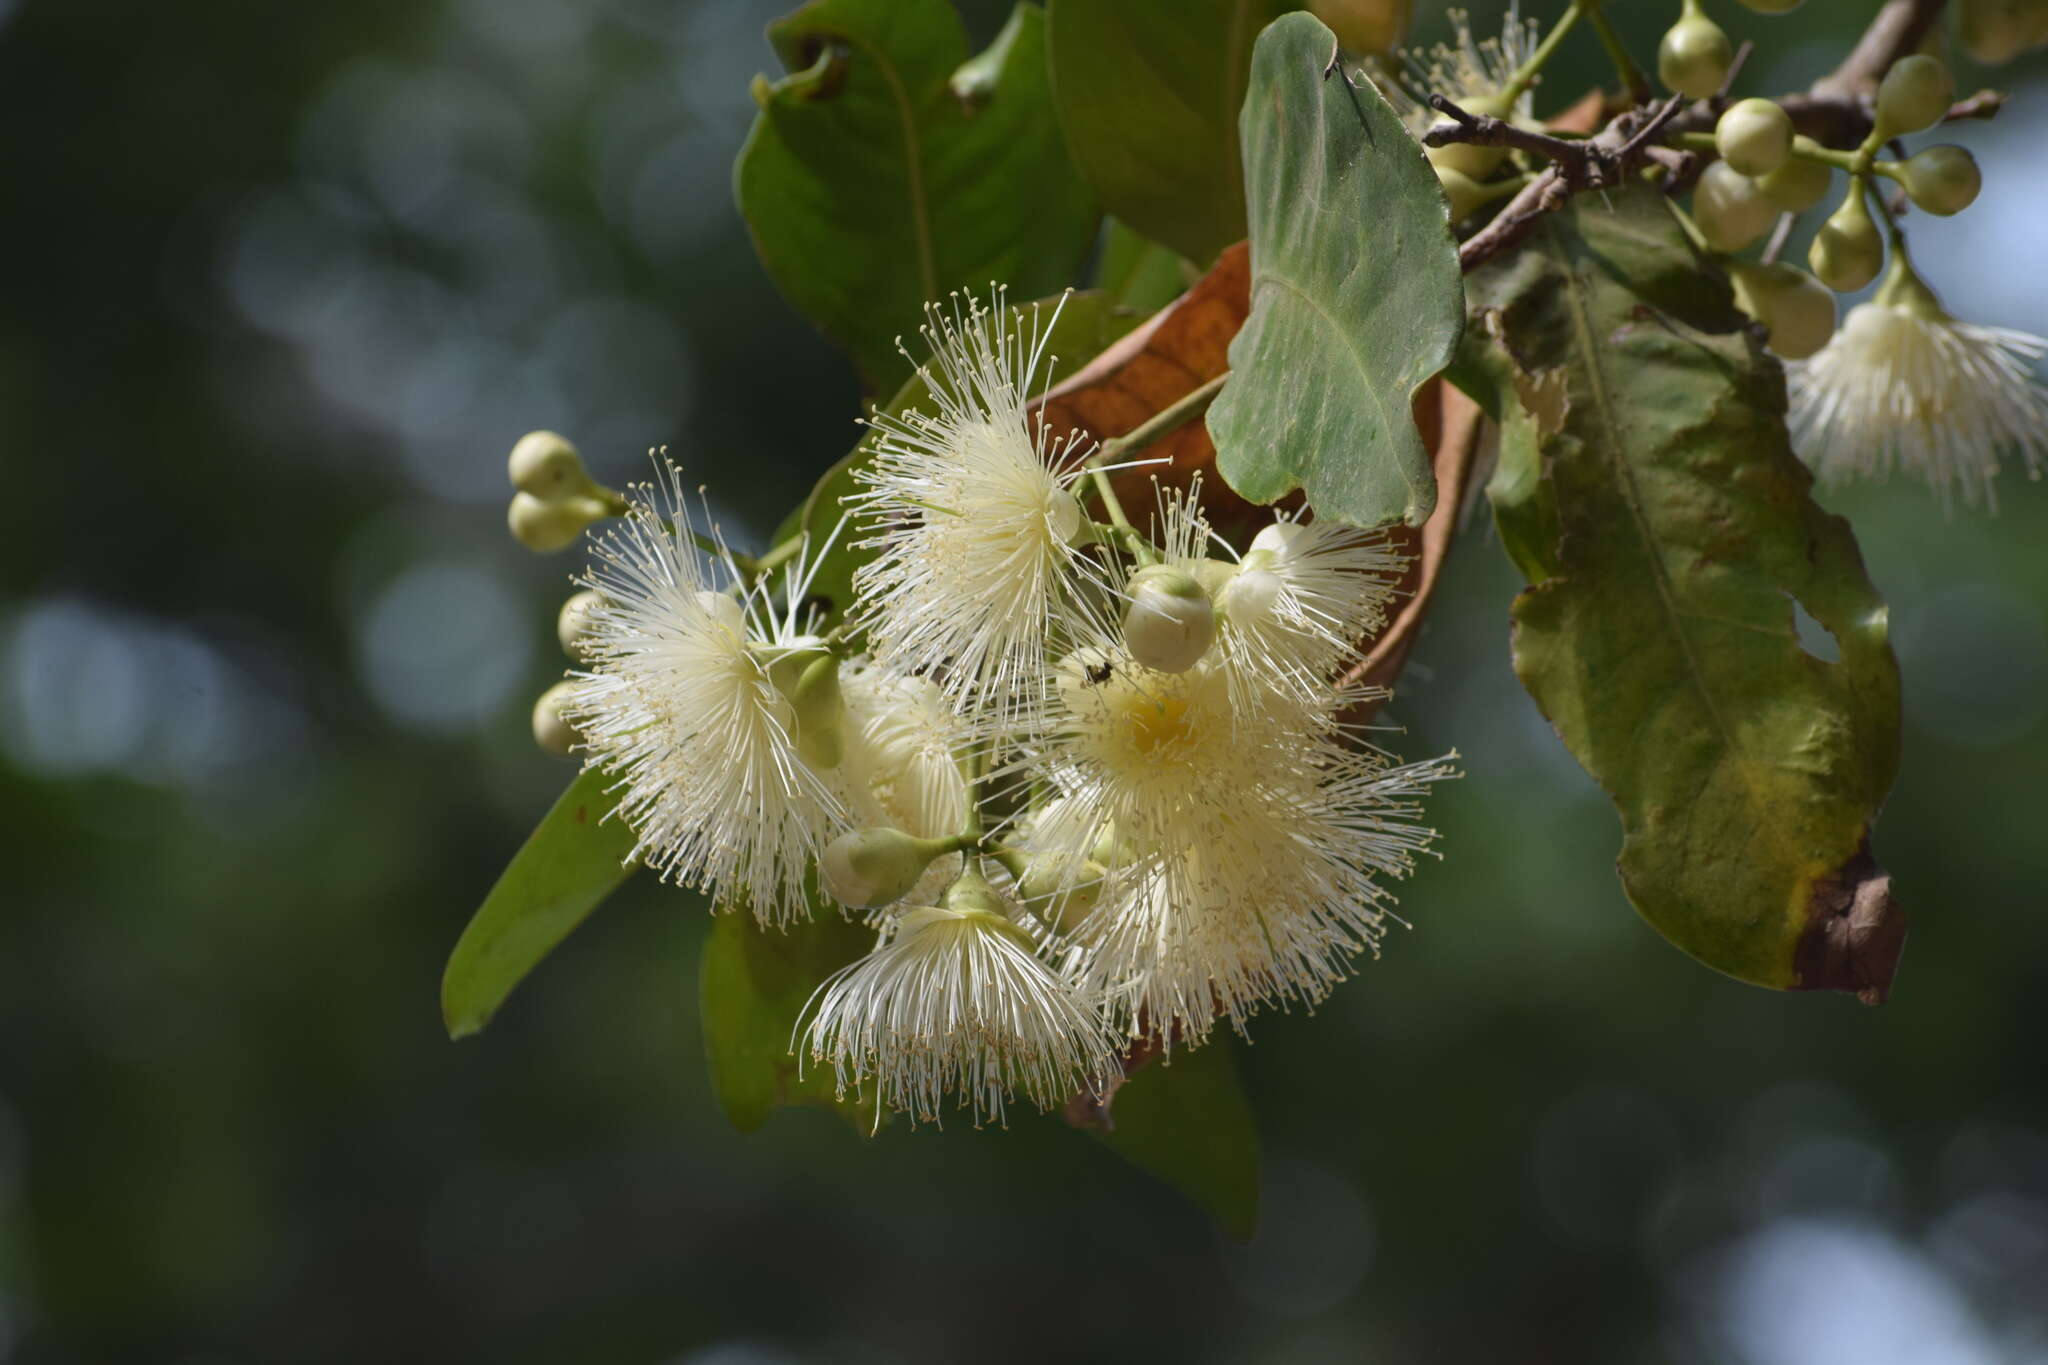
<box><xmin>736</xmin><ymin>0</ymin><xmax>1098</xmax><ymax>391</ymax></box>
<box><xmin>1205</xmin><ymin>13</ymin><xmax>1463</xmax><ymax>529</ymax></box>
<box><xmin>1462</xmin><ymin>187</ymin><xmax>1906</xmax><ymax>999</ymax></box>
<box><xmin>1047</xmin><ymin>0</ymin><xmax>1293</xmax><ymax>264</ymax></box>
<box><xmin>1093</xmin><ymin>1042</ymin><xmax>1261</xmax><ymax>1239</ymax></box>
<box><xmin>772</xmin><ymin>288</ymin><xmax>1143</xmax><ymax>638</ymax></box>
<box><xmin>442</xmin><ymin>767</ymin><xmax>637</xmax><ymax>1039</ymax></box>
<box><xmin>700</xmin><ymin>900</ymin><xmax>877</xmax><ymax>1132</ymax></box>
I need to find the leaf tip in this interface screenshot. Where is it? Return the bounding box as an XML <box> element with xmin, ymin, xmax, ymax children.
<box><xmin>1794</xmin><ymin>836</ymin><xmax>1907</xmax><ymax>1004</ymax></box>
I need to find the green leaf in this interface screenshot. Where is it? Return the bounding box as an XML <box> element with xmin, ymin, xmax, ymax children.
<box><xmin>1205</xmin><ymin>13</ymin><xmax>1463</xmax><ymax>529</ymax></box>
<box><xmin>1093</xmin><ymin>1043</ymin><xmax>1261</xmax><ymax>1239</ymax></box>
<box><xmin>736</xmin><ymin>0</ymin><xmax>1099</xmax><ymax>391</ymax></box>
<box><xmin>1461</xmin><ymin>187</ymin><xmax>1906</xmax><ymax>999</ymax></box>
<box><xmin>1047</xmin><ymin>0</ymin><xmax>1293</xmax><ymax>265</ymax></box>
<box><xmin>442</xmin><ymin>767</ymin><xmax>637</xmax><ymax>1039</ymax></box>
<box><xmin>1091</xmin><ymin>219</ymin><xmax>1192</xmax><ymax>314</ymax></box>
<box><xmin>773</xmin><ymin>288</ymin><xmax>1144</xmax><ymax>638</ymax></box>
<box><xmin>700</xmin><ymin>900</ymin><xmax>877</xmax><ymax>1132</ymax></box>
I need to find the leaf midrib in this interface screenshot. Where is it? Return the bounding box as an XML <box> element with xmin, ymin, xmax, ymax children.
<box><xmin>838</xmin><ymin>26</ymin><xmax>937</xmax><ymax>301</ymax></box>
<box><xmin>1547</xmin><ymin>228</ymin><xmax>1789</xmax><ymax>837</ymax></box>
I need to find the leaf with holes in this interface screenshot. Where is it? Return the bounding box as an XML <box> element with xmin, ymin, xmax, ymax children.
<box><xmin>1206</xmin><ymin>13</ymin><xmax>1463</xmax><ymax>529</ymax></box>
<box><xmin>736</xmin><ymin>0</ymin><xmax>1098</xmax><ymax>391</ymax></box>
<box><xmin>1460</xmin><ymin>186</ymin><xmax>1906</xmax><ymax>999</ymax></box>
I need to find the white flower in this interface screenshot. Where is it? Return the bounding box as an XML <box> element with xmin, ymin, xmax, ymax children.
<box><xmin>564</xmin><ymin>466</ymin><xmax>844</xmax><ymax>923</ymax></box>
<box><xmin>1219</xmin><ymin>513</ymin><xmax>1405</xmax><ymax>706</ymax></box>
<box><xmin>1377</xmin><ymin>3</ymin><xmax>1540</xmax><ymax>136</ymax></box>
<box><xmin>833</xmin><ymin>661</ymin><xmax>971</xmax><ymax>839</ymax></box>
<box><xmin>1026</xmin><ymin>639</ymin><xmax>1455</xmax><ymax>1043</ymax></box>
<box><xmin>831</xmin><ymin>660</ymin><xmax>973</xmax><ymax>908</ymax></box>
<box><xmin>1788</xmin><ymin>258</ymin><xmax>2048</xmax><ymax>512</ymax></box>
<box><xmin>851</xmin><ymin>290</ymin><xmax>1103</xmax><ymax>720</ymax></box>
<box><xmin>801</xmin><ymin>873</ymin><xmax>1118</xmax><ymax>1126</ymax></box>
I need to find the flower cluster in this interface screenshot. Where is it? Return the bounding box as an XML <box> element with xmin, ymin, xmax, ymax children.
<box><xmin>557</xmin><ymin>292</ymin><xmax>1454</xmax><ymax>1126</ymax></box>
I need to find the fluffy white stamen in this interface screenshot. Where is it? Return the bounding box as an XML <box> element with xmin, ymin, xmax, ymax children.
<box><xmin>1788</xmin><ymin>267</ymin><xmax>2048</xmax><ymax>513</ymax></box>
<box><xmin>801</xmin><ymin>889</ymin><xmax>1118</xmax><ymax>1126</ymax></box>
<box><xmin>851</xmin><ymin>290</ymin><xmax>1103</xmax><ymax>721</ymax></box>
<box><xmin>564</xmin><ymin>466</ymin><xmax>844</xmax><ymax>923</ymax></box>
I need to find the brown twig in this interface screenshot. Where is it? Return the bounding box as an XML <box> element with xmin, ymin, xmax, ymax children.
<box><xmin>1455</xmin><ymin>95</ymin><xmax>1687</xmax><ymax>272</ymax></box>
<box><xmin>1812</xmin><ymin>0</ymin><xmax>1950</xmax><ymax>99</ymax></box>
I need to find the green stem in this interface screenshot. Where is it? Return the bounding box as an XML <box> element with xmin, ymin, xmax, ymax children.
<box><xmin>1089</xmin><ymin>468</ymin><xmax>1158</xmax><ymax>566</ymax></box>
<box><xmin>1501</xmin><ymin>0</ymin><xmax>1585</xmax><ymax>104</ymax></box>
<box><xmin>1584</xmin><ymin>0</ymin><xmax>1649</xmax><ymax>104</ymax></box>
<box><xmin>1090</xmin><ymin>371</ymin><xmax>1230</xmax><ymax>467</ymax></box>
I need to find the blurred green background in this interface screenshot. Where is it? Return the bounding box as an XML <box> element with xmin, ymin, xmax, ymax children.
<box><xmin>4</xmin><ymin>1</ymin><xmax>2047</xmax><ymax>1361</ymax></box>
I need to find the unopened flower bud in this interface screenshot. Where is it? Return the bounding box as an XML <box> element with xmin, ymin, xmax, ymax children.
<box><xmin>1756</xmin><ymin>156</ymin><xmax>1831</xmax><ymax>213</ymax></box>
<box><xmin>699</xmin><ymin>590</ymin><xmax>746</xmax><ymax>638</ymax></box>
<box><xmin>1728</xmin><ymin>261</ymin><xmax>1837</xmax><ymax>360</ymax></box>
<box><xmin>508</xmin><ymin>490</ymin><xmax>611</xmax><ymax>554</ymax></box>
<box><xmin>1716</xmin><ymin>99</ymin><xmax>1794</xmax><ymax>178</ymax></box>
<box><xmin>1047</xmin><ymin>487</ymin><xmax>1085</xmax><ymax>546</ymax></box>
<box><xmin>556</xmin><ymin>590</ymin><xmax>605</xmax><ymax>661</ymax></box>
<box><xmin>787</xmin><ymin>650</ymin><xmax>844</xmax><ymax>771</ymax></box>
<box><xmin>1808</xmin><ymin>186</ymin><xmax>1884</xmax><ymax>293</ymax></box>
<box><xmin>1659</xmin><ymin>5</ymin><xmax>1733</xmax><ymax>100</ymax></box>
<box><xmin>1434</xmin><ymin>165</ymin><xmax>1498</xmax><ymax>224</ymax></box>
<box><xmin>1123</xmin><ymin>565</ymin><xmax>1215</xmax><ymax>674</ymax></box>
<box><xmin>1875</xmin><ymin>54</ymin><xmax>1954</xmax><ymax>138</ymax></box>
<box><xmin>1249</xmin><ymin>520</ymin><xmax>1309</xmax><ymax>562</ymax></box>
<box><xmin>508</xmin><ymin>431</ymin><xmax>595</xmax><ymax>500</ymax></box>
<box><xmin>1221</xmin><ymin>564</ymin><xmax>1283</xmax><ymax>623</ymax></box>
<box><xmin>1426</xmin><ymin>90</ymin><xmax>1516</xmax><ymax>182</ymax></box>
<box><xmin>531</xmin><ymin>681</ymin><xmax>581</xmax><ymax>757</ymax></box>
<box><xmin>1016</xmin><ymin>855</ymin><xmax>1106</xmax><ymax>931</ymax></box>
<box><xmin>1897</xmin><ymin>145</ymin><xmax>1981</xmax><ymax>216</ymax></box>
<box><xmin>1693</xmin><ymin>161</ymin><xmax>1778</xmax><ymax>252</ymax></box>
<box><xmin>820</xmin><ymin>827</ymin><xmax>957</xmax><ymax>910</ymax></box>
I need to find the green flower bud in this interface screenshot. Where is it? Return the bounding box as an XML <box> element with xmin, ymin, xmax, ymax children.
<box><xmin>1221</xmin><ymin>564</ymin><xmax>1283</xmax><ymax>623</ymax></box>
<box><xmin>1435</xmin><ymin>164</ymin><xmax>1498</xmax><ymax>224</ymax></box>
<box><xmin>1727</xmin><ymin>261</ymin><xmax>1837</xmax><ymax>360</ymax></box>
<box><xmin>1716</xmin><ymin>99</ymin><xmax>1794</xmax><ymax>177</ymax></box>
<box><xmin>556</xmin><ymin>589</ymin><xmax>605</xmax><ymax>662</ymax></box>
<box><xmin>1808</xmin><ymin>185</ymin><xmax>1884</xmax><ymax>293</ymax></box>
<box><xmin>788</xmin><ymin>650</ymin><xmax>844</xmax><ymax>771</ymax></box>
<box><xmin>1426</xmin><ymin>90</ymin><xmax>1516</xmax><ymax>182</ymax></box>
<box><xmin>1659</xmin><ymin>4</ymin><xmax>1734</xmax><ymax>100</ymax></box>
<box><xmin>820</xmin><ymin>827</ymin><xmax>958</xmax><ymax>910</ymax></box>
<box><xmin>1123</xmin><ymin>565</ymin><xmax>1215</xmax><ymax>674</ymax></box>
<box><xmin>1897</xmin><ymin>145</ymin><xmax>1982</xmax><ymax>216</ymax></box>
<box><xmin>1755</xmin><ymin>156</ymin><xmax>1831</xmax><ymax>213</ymax></box>
<box><xmin>508</xmin><ymin>430</ymin><xmax>594</xmax><ymax>500</ymax></box>
<box><xmin>531</xmin><ymin>681</ymin><xmax>581</xmax><ymax>757</ymax></box>
<box><xmin>1693</xmin><ymin>161</ymin><xmax>1778</xmax><ymax>253</ymax></box>
<box><xmin>508</xmin><ymin>490</ymin><xmax>611</xmax><ymax>554</ymax></box>
<box><xmin>1875</xmin><ymin>54</ymin><xmax>1954</xmax><ymax>139</ymax></box>
<box><xmin>1016</xmin><ymin>854</ymin><xmax>1106</xmax><ymax>932</ymax></box>
<box><xmin>1959</xmin><ymin>0</ymin><xmax>2048</xmax><ymax>65</ymax></box>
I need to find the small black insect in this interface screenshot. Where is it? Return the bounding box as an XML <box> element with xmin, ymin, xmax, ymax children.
<box><xmin>1084</xmin><ymin>660</ymin><xmax>1113</xmax><ymax>685</ymax></box>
